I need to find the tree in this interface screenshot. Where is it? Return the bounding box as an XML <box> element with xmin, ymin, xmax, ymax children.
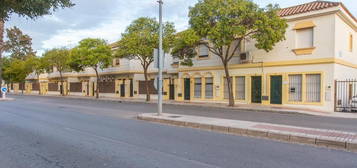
<box><xmin>1</xmin><ymin>56</ymin><xmax>12</xmax><ymax>85</ymax></box>
<box><xmin>43</xmin><ymin>48</ymin><xmax>71</xmax><ymax>96</ymax></box>
<box><xmin>173</xmin><ymin>0</ymin><xmax>287</xmax><ymax>106</ymax></box>
<box><xmin>27</xmin><ymin>56</ymin><xmax>49</xmax><ymax>94</ymax></box>
<box><xmin>171</xmin><ymin>29</ymin><xmax>200</xmax><ymax>66</ymax></box>
<box><xmin>70</xmin><ymin>38</ymin><xmax>113</xmax><ymax>99</ymax></box>
<box><xmin>3</xmin><ymin>58</ymin><xmax>33</xmax><ymax>94</ymax></box>
<box><xmin>115</xmin><ymin>17</ymin><xmax>176</xmax><ymax>101</ymax></box>
<box><xmin>0</xmin><ymin>0</ymin><xmax>74</xmax><ymax>93</ymax></box>
<box><xmin>3</xmin><ymin>26</ymin><xmax>36</xmax><ymax>60</ymax></box>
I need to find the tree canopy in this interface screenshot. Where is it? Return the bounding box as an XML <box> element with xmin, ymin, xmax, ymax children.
<box><xmin>43</xmin><ymin>48</ymin><xmax>70</xmax><ymax>74</ymax></box>
<box><xmin>70</xmin><ymin>38</ymin><xmax>113</xmax><ymax>98</ymax></box>
<box><xmin>3</xmin><ymin>58</ymin><xmax>33</xmax><ymax>84</ymax></box>
<box><xmin>70</xmin><ymin>38</ymin><xmax>112</xmax><ymax>72</ymax></box>
<box><xmin>3</xmin><ymin>26</ymin><xmax>36</xmax><ymax>60</ymax></box>
<box><xmin>115</xmin><ymin>17</ymin><xmax>176</xmax><ymax>101</ymax></box>
<box><xmin>0</xmin><ymin>0</ymin><xmax>75</xmax><ymax>21</ymax></box>
<box><xmin>171</xmin><ymin>29</ymin><xmax>200</xmax><ymax>66</ymax></box>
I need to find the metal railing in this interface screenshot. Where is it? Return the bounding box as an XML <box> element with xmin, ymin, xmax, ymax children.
<box><xmin>335</xmin><ymin>80</ymin><xmax>357</xmax><ymax>112</ymax></box>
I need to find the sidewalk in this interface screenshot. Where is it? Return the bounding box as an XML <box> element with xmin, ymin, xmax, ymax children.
<box><xmin>138</xmin><ymin>113</ymin><xmax>357</xmax><ymax>152</ymax></box>
<box><xmin>15</xmin><ymin>93</ymin><xmax>357</xmax><ymax>119</ymax></box>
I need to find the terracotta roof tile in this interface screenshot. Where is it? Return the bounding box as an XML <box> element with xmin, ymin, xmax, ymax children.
<box><xmin>278</xmin><ymin>1</ymin><xmax>341</xmax><ymax>17</ymax></box>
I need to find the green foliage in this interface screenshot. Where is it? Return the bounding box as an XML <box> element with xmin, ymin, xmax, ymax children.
<box><xmin>27</xmin><ymin>56</ymin><xmax>49</xmax><ymax>76</ymax></box>
<box><xmin>70</xmin><ymin>38</ymin><xmax>113</xmax><ymax>72</ymax></box>
<box><xmin>3</xmin><ymin>58</ymin><xmax>33</xmax><ymax>83</ymax></box>
<box><xmin>115</xmin><ymin>17</ymin><xmax>176</xmax><ymax>68</ymax></box>
<box><xmin>188</xmin><ymin>0</ymin><xmax>287</xmax><ymax>55</ymax></box>
<box><xmin>114</xmin><ymin>17</ymin><xmax>176</xmax><ymax>101</ymax></box>
<box><xmin>0</xmin><ymin>0</ymin><xmax>75</xmax><ymax>21</ymax></box>
<box><xmin>1</xmin><ymin>56</ymin><xmax>12</xmax><ymax>83</ymax></box>
<box><xmin>43</xmin><ymin>48</ymin><xmax>71</xmax><ymax>74</ymax></box>
<box><xmin>3</xmin><ymin>26</ymin><xmax>36</xmax><ymax>61</ymax></box>
<box><xmin>171</xmin><ymin>29</ymin><xmax>200</xmax><ymax>66</ymax></box>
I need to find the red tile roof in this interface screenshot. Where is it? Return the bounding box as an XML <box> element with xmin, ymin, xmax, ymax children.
<box><xmin>278</xmin><ymin>1</ymin><xmax>341</xmax><ymax>17</ymax></box>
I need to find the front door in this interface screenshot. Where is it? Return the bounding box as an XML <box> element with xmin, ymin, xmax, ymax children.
<box><xmin>270</xmin><ymin>76</ymin><xmax>282</xmax><ymax>104</ymax></box>
<box><xmin>251</xmin><ymin>76</ymin><xmax>262</xmax><ymax>103</ymax></box>
<box><xmin>184</xmin><ymin>78</ymin><xmax>191</xmax><ymax>100</ymax></box>
<box><xmin>169</xmin><ymin>79</ymin><xmax>175</xmax><ymax>100</ymax></box>
<box><xmin>86</xmin><ymin>82</ymin><xmax>90</xmax><ymax>96</ymax></box>
<box><xmin>92</xmin><ymin>82</ymin><xmax>95</xmax><ymax>96</ymax></box>
<box><xmin>120</xmin><ymin>84</ymin><xmax>125</xmax><ymax>97</ymax></box>
<box><xmin>130</xmin><ymin>79</ymin><xmax>134</xmax><ymax>97</ymax></box>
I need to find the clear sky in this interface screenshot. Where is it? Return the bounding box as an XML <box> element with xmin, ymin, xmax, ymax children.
<box><xmin>5</xmin><ymin>0</ymin><xmax>357</xmax><ymax>55</ymax></box>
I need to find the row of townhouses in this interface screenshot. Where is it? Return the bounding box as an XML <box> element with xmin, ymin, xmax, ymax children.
<box><xmin>9</xmin><ymin>1</ymin><xmax>357</xmax><ymax>113</ymax></box>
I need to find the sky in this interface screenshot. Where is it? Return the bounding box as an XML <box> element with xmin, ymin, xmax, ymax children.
<box><xmin>5</xmin><ymin>0</ymin><xmax>357</xmax><ymax>56</ymax></box>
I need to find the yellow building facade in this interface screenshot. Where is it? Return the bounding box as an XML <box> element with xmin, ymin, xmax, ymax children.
<box><xmin>17</xmin><ymin>1</ymin><xmax>356</xmax><ymax>112</ymax></box>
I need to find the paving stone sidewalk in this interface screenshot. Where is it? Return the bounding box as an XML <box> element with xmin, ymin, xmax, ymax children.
<box><xmin>138</xmin><ymin>113</ymin><xmax>357</xmax><ymax>152</ymax></box>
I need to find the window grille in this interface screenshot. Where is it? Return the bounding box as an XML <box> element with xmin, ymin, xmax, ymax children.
<box><xmin>205</xmin><ymin>77</ymin><xmax>213</xmax><ymax>99</ymax></box>
<box><xmin>235</xmin><ymin>76</ymin><xmax>245</xmax><ymax>100</ymax></box>
<box><xmin>194</xmin><ymin>78</ymin><xmax>202</xmax><ymax>98</ymax></box>
<box><xmin>289</xmin><ymin>75</ymin><xmax>302</xmax><ymax>102</ymax></box>
<box><xmin>306</xmin><ymin>74</ymin><xmax>321</xmax><ymax>102</ymax></box>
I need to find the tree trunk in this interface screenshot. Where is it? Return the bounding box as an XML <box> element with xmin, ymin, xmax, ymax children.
<box><xmin>38</xmin><ymin>74</ymin><xmax>41</xmax><ymax>95</ymax></box>
<box><xmin>144</xmin><ymin>67</ymin><xmax>150</xmax><ymax>102</ymax></box>
<box><xmin>223</xmin><ymin>63</ymin><xmax>235</xmax><ymax>106</ymax></box>
<box><xmin>0</xmin><ymin>19</ymin><xmax>4</xmax><ymax>97</ymax></box>
<box><xmin>94</xmin><ymin>68</ymin><xmax>99</xmax><ymax>99</ymax></box>
<box><xmin>21</xmin><ymin>82</ymin><xmax>24</xmax><ymax>95</ymax></box>
<box><xmin>59</xmin><ymin>71</ymin><xmax>65</xmax><ymax>96</ymax></box>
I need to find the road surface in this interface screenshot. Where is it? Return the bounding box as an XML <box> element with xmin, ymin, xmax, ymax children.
<box><xmin>0</xmin><ymin>95</ymin><xmax>356</xmax><ymax>168</ymax></box>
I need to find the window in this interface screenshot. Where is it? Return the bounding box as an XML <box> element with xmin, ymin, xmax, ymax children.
<box><xmin>198</xmin><ymin>44</ymin><xmax>209</xmax><ymax>58</ymax></box>
<box><xmin>289</xmin><ymin>75</ymin><xmax>302</xmax><ymax>102</ymax></box>
<box><xmin>113</xmin><ymin>58</ymin><xmax>120</xmax><ymax>66</ymax></box>
<box><xmin>306</xmin><ymin>74</ymin><xmax>321</xmax><ymax>102</ymax></box>
<box><xmin>296</xmin><ymin>28</ymin><xmax>314</xmax><ymax>49</ymax></box>
<box><xmin>205</xmin><ymin>77</ymin><xmax>213</xmax><ymax>99</ymax></box>
<box><xmin>194</xmin><ymin>78</ymin><xmax>202</xmax><ymax>98</ymax></box>
<box><xmin>235</xmin><ymin>76</ymin><xmax>245</xmax><ymax>100</ymax></box>
<box><xmin>349</xmin><ymin>34</ymin><xmax>353</xmax><ymax>52</ymax></box>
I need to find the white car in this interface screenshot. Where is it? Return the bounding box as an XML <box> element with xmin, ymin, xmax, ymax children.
<box><xmin>350</xmin><ymin>96</ymin><xmax>357</xmax><ymax>112</ymax></box>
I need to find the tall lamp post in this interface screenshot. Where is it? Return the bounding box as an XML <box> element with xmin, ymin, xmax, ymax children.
<box><xmin>157</xmin><ymin>0</ymin><xmax>163</xmax><ymax>116</ymax></box>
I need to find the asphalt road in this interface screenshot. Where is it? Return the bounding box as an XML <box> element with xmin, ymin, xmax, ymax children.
<box><xmin>0</xmin><ymin>95</ymin><xmax>356</xmax><ymax>168</ymax></box>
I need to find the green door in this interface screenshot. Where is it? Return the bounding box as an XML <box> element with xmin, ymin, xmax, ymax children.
<box><xmin>184</xmin><ymin>78</ymin><xmax>191</xmax><ymax>100</ymax></box>
<box><xmin>270</xmin><ymin>76</ymin><xmax>282</xmax><ymax>104</ymax></box>
<box><xmin>251</xmin><ymin>76</ymin><xmax>262</xmax><ymax>103</ymax></box>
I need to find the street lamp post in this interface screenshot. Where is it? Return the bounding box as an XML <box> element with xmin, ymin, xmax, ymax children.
<box><xmin>157</xmin><ymin>0</ymin><xmax>163</xmax><ymax>116</ymax></box>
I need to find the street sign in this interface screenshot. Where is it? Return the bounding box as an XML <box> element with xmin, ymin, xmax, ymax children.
<box><xmin>1</xmin><ymin>87</ymin><xmax>7</xmax><ymax>99</ymax></box>
<box><xmin>154</xmin><ymin>77</ymin><xmax>158</xmax><ymax>90</ymax></box>
<box><xmin>153</xmin><ymin>48</ymin><xmax>165</xmax><ymax>69</ymax></box>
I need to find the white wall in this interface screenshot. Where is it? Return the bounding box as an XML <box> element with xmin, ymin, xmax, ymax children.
<box><xmin>334</xmin><ymin>15</ymin><xmax>357</xmax><ymax>64</ymax></box>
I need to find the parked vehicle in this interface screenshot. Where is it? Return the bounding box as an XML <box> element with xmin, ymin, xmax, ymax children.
<box><xmin>350</xmin><ymin>96</ymin><xmax>357</xmax><ymax>112</ymax></box>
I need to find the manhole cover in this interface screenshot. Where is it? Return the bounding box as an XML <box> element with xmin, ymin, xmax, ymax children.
<box><xmin>168</xmin><ymin>115</ymin><xmax>181</xmax><ymax>118</ymax></box>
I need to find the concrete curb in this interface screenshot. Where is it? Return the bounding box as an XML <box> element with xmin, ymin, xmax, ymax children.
<box><xmin>0</xmin><ymin>98</ymin><xmax>15</xmax><ymax>101</ymax></box>
<box><xmin>137</xmin><ymin>113</ymin><xmax>357</xmax><ymax>153</ymax></box>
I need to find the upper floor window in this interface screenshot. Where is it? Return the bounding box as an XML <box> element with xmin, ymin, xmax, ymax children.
<box><xmin>113</xmin><ymin>58</ymin><xmax>120</xmax><ymax>66</ymax></box>
<box><xmin>198</xmin><ymin>44</ymin><xmax>209</xmax><ymax>58</ymax></box>
<box><xmin>349</xmin><ymin>34</ymin><xmax>353</xmax><ymax>52</ymax></box>
<box><xmin>296</xmin><ymin>28</ymin><xmax>314</xmax><ymax>49</ymax></box>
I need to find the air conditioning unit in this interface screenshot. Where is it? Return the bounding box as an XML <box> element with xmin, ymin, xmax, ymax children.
<box><xmin>239</xmin><ymin>52</ymin><xmax>251</xmax><ymax>64</ymax></box>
